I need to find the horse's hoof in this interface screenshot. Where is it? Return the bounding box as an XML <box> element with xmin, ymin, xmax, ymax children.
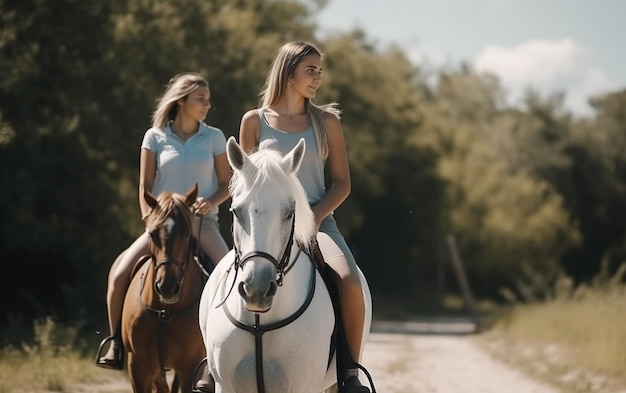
<box><xmin>344</xmin><ymin>376</ymin><xmax>371</xmax><ymax>393</ymax></box>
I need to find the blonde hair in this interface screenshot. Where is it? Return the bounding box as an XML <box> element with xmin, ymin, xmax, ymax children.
<box><xmin>259</xmin><ymin>41</ymin><xmax>341</xmax><ymax>159</ymax></box>
<box><xmin>152</xmin><ymin>73</ymin><xmax>209</xmax><ymax>128</ymax></box>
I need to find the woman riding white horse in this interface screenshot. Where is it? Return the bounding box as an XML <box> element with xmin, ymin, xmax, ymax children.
<box><xmin>198</xmin><ymin>137</ymin><xmax>372</xmax><ymax>393</ymax></box>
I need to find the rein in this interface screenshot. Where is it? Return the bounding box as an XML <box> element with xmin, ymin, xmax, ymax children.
<box><xmin>221</xmin><ymin>215</ymin><xmax>318</xmax><ymax>393</ymax></box>
<box><xmin>222</xmin><ymin>247</ymin><xmax>317</xmax><ymax>393</ymax></box>
<box><xmin>233</xmin><ymin>215</ymin><xmax>296</xmax><ymax>286</ymax></box>
<box><xmin>138</xmin><ymin>213</ymin><xmax>206</xmax><ymax>382</ymax></box>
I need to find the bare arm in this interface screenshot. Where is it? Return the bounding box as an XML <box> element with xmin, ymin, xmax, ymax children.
<box><xmin>239</xmin><ymin>109</ymin><xmax>261</xmax><ymax>154</ymax></box>
<box><xmin>194</xmin><ymin>152</ymin><xmax>231</xmax><ymax>214</ymax></box>
<box><xmin>311</xmin><ymin>113</ymin><xmax>351</xmax><ymax>229</ymax></box>
<box><xmin>139</xmin><ymin>148</ymin><xmax>157</xmax><ymax>220</ymax></box>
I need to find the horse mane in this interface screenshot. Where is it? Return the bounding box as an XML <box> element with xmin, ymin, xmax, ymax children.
<box><xmin>229</xmin><ymin>140</ymin><xmax>315</xmax><ymax>248</ymax></box>
<box><xmin>145</xmin><ymin>192</ymin><xmax>194</xmax><ymax>234</ymax></box>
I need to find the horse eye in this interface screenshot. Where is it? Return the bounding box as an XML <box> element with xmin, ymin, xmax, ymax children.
<box><xmin>149</xmin><ymin>231</ymin><xmax>161</xmax><ymax>246</ymax></box>
<box><xmin>285</xmin><ymin>209</ymin><xmax>295</xmax><ymax>220</ymax></box>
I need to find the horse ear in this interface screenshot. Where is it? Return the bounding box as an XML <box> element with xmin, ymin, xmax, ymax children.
<box><xmin>281</xmin><ymin>138</ymin><xmax>305</xmax><ymax>175</ymax></box>
<box><xmin>144</xmin><ymin>188</ymin><xmax>158</xmax><ymax>209</ymax></box>
<box><xmin>184</xmin><ymin>183</ymin><xmax>199</xmax><ymax>206</ymax></box>
<box><xmin>226</xmin><ymin>136</ymin><xmax>249</xmax><ymax>171</ymax></box>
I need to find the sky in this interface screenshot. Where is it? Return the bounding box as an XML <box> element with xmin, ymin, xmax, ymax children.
<box><xmin>315</xmin><ymin>0</ymin><xmax>624</xmax><ymax>116</ymax></box>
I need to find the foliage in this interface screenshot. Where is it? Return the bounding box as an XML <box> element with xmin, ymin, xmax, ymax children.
<box><xmin>0</xmin><ymin>317</ymin><xmax>103</xmax><ymax>393</ymax></box>
<box><xmin>1</xmin><ymin>0</ymin><xmax>626</xmax><ymax>334</ymax></box>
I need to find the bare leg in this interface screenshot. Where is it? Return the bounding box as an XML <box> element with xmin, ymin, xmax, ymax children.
<box><xmin>106</xmin><ymin>232</ymin><xmax>150</xmax><ymax>336</ymax></box>
<box><xmin>193</xmin><ymin>217</ymin><xmax>227</xmax><ymax>392</ymax></box>
<box><xmin>325</xmin><ymin>253</ymin><xmax>365</xmax><ymax>362</ymax></box>
<box><xmin>196</xmin><ymin>217</ymin><xmax>229</xmax><ymax>266</ymax></box>
<box><xmin>317</xmin><ymin>232</ymin><xmax>370</xmax><ymax>393</ymax></box>
<box><xmin>97</xmin><ymin>232</ymin><xmax>150</xmax><ymax>369</ymax></box>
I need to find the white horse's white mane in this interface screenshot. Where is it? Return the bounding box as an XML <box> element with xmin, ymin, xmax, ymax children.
<box><xmin>229</xmin><ymin>139</ymin><xmax>315</xmax><ymax>247</ymax></box>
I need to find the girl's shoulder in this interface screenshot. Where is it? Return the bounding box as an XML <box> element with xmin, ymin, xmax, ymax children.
<box><xmin>199</xmin><ymin>121</ymin><xmax>224</xmax><ymax>135</ymax></box>
<box><xmin>321</xmin><ymin>110</ymin><xmax>342</xmax><ymax>131</ymax></box>
<box><xmin>240</xmin><ymin>108</ymin><xmax>262</xmax><ymax>132</ymax></box>
<box><xmin>241</xmin><ymin>108</ymin><xmax>262</xmax><ymax>123</ymax></box>
<box><xmin>142</xmin><ymin>126</ymin><xmax>168</xmax><ymax>141</ymax></box>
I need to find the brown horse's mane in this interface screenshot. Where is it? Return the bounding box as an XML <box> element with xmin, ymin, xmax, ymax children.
<box><xmin>145</xmin><ymin>191</ymin><xmax>194</xmax><ymax>234</ymax></box>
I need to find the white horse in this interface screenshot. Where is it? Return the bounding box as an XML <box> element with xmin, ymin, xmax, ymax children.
<box><xmin>199</xmin><ymin>137</ymin><xmax>372</xmax><ymax>393</ymax></box>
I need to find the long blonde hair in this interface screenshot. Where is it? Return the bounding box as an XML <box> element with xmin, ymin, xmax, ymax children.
<box><xmin>259</xmin><ymin>41</ymin><xmax>341</xmax><ymax>159</ymax></box>
<box><xmin>152</xmin><ymin>73</ymin><xmax>209</xmax><ymax>128</ymax></box>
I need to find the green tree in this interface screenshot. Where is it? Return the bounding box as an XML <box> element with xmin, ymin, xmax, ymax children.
<box><xmin>0</xmin><ymin>0</ymin><xmax>129</xmax><ymax>324</ymax></box>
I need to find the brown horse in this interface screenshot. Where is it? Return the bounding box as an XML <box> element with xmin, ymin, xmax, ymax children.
<box><xmin>122</xmin><ymin>184</ymin><xmax>207</xmax><ymax>393</ymax></box>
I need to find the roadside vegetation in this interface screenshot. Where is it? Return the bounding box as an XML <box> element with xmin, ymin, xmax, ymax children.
<box><xmin>479</xmin><ymin>266</ymin><xmax>626</xmax><ymax>393</ymax></box>
<box><xmin>0</xmin><ymin>318</ymin><xmax>124</xmax><ymax>393</ymax></box>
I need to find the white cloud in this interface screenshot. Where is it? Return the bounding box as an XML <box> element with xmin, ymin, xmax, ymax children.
<box><xmin>474</xmin><ymin>38</ymin><xmax>615</xmax><ymax>116</ymax></box>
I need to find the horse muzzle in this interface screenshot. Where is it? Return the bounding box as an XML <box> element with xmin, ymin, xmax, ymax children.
<box><xmin>153</xmin><ymin>257</ymin><xmax>186</xmax><ymax>304</ymax></box>
<box><xmin>238</xmin><ymin>277</ymin><xmax>277</xmax><ymax>313</ymax></box>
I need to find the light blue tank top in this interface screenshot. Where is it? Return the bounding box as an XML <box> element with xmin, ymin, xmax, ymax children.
<box><xmin>258</xmin><ymin>109</ymin><xmax>326</xmax><ymax>204</ymax></box>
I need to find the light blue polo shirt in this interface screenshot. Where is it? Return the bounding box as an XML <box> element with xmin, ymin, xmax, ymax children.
<box><xmin>141</xmin><ymin>121</ymin><xmax>226</xmax><ymax>219</ymax></box>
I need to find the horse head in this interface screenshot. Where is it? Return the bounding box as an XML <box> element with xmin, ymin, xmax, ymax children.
<box><xmin>226</xmin><ymin>137</ymin><xmax>315</xmax><ymax>313</ymax></box>
<box><xmin>144</xmin><ymin>184</ymin><xmax>197</xmax><ymax>304</ymax></box>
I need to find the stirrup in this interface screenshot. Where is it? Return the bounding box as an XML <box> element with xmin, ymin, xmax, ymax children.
<box><xmin>95</xmin><ymin>336</ymin><xmax>124</xmax><ymax>370</ymax></box>
<box><xmin>345</xmin><ymin>364</ymin><xmax>377</xmax><ymax>393</ymax></box>
<box><xmin>191</xmin><ymin>357</ymin><xmax>215</xmax><ymax>393</ymax></box>
<box><xmin>192</xmin><ymin>378</ymin><xmax>215</xmax><ymax>393</ymax></box>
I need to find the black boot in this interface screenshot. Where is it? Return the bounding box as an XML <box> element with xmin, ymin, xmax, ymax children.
<box><xmin>192</xmin><ymin>372</ymin><xmax>215</xmax><ymax>393</ymax></box>
<box><xmin>95</xmin><ymin>336</ymin><xmax>124</xmax><ymax>370</ymax></box>
<box><xmin>344</xmin><ymin>368</ymin><xmax>370</xmax><ymax>393</ymax></box>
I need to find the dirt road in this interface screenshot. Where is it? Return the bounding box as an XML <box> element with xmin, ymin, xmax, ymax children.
<box><xmin>83</xmin><ymin>320</ymin><xmax>562</xmax><ymax>393</ymax></box>
<box><xmin>359</xmin><ymin>320</ymin><xmax>560</xmax><ymax>393</ymax></box>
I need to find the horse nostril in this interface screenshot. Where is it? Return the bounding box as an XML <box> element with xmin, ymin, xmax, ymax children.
<box><xmin>266</xmin><ymin>281</ymin><xmax>277</xmax><ymax>298</ymax></box>
<box><xmin>238</xmin><ymin>282</ymin><xmax>247</xmax><ymax>299</ymax></box>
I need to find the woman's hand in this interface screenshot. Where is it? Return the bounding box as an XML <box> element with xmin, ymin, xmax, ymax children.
<box><xmin>193</xmin><ymin>197</ymin><xmax>213</xmax><ymax>215</ymax></box>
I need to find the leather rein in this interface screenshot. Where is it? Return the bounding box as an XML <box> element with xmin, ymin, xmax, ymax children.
<box><xmin>137</xmin><ymin>215</ymin><xmax>207</xmax><ymax>382</ymax></box>
<box><xmin>221</xmin><ymin>215</ymin><xmax>319</xmax><ymax>393</ymax></box>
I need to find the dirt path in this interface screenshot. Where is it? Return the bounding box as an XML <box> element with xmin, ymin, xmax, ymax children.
<box><xmin>82</xmin><ymin>321</ymin><xmax>561</xmax><ymax>393</ymax></box>
<box><xmin>362</xmin><ymin>322</ymin><xmax>560</xmax><ymax>393</ymax></box>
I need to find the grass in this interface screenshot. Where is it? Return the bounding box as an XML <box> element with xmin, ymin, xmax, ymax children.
<box><xmin>0</xmin><ymin>317</ymin><xmax>126</xmax><ymax>393</ymax></box>
<box><xmin>477</xmin><ymin>274</ymin><xmax>626</xmax><ymax>393</ymax></box>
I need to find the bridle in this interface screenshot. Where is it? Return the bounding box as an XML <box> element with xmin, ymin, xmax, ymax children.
<box><xmin>149</xmin><ymin>227</ymin><xmax>193</xmax><ymax>288</ymax></box>
<box><xmin>232</xmin><ymin>213</ymin><xmax>296</xmax><ymax>286</ymax></box>
<box><xmin>138</xmin><ymin>210</ymin><xmax>202</xmax><ymax>382</ymax></box>
<box><xmin>221</xmin><ymin>212</ymin><xmax>318</xmax><ymax>393</ymax></box>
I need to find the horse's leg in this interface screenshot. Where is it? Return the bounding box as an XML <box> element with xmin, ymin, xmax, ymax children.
<box><xmin>153</xmin><ymin>373</ymin><xmax>170</xmax><ymax>393</ymax></box>
<box><xmin>175</xmin><ymin>363</ymin><xmax>198</xmax><ymax>393</ymax></box>
<box><xmin>127</xmin><ymin>353</ymin><xmax>156</xmax><ymax>393</ymax></box>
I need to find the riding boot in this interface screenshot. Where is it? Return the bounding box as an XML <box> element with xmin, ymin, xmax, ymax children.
<box><xmin>344</xmin><ymin>368</ymin><xmax>370</xmax><ymax>393</ymax></box>
<box><xmin>192</xmin><ymin>373</ymin><xmax>215</xmax><ymax>393</ymax></box>
<box><xmin>96</xmin><ymin>336</ymin><xmax>124</xmax><ymax>370</ymax></box>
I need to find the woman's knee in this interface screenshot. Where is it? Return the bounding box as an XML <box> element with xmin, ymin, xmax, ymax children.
<box><xmin>111</xmin><ymin>235</ymin><xmax>149</xmax><ymax>286</ymax></box>
<box><xmin>198</xmin><ymin>222</ymin><xmax>229</xmax><ymax>263</ymax></box>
